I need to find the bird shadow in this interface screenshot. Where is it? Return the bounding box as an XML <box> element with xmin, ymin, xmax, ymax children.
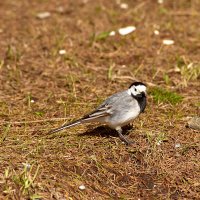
<box><xmin>78</xmin><ymin>124</ymin><xmax>134</xmax><ymax>138</ymax></box>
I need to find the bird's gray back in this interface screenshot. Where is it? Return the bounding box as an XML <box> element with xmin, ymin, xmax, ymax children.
<box><xmin>100</xmin><ymin>90</ymin><xmax>137</xmax><ymax>106</ymax></box>
<box><xmin>97</xmin><ymin>90</ymin><xmax>128</xmax><ymax>107</ymax></box>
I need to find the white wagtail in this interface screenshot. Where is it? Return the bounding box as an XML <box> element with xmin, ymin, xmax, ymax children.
<box><xmin>49</xmin><ymin>82</ymin><xmax>147</xmax><ymax>145</ymax></box>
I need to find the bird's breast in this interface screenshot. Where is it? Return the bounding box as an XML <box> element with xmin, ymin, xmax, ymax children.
<box><xmin>107</xmin><ymin>105</ymin><xmax>140</xmax><ymax>128</ymax></box>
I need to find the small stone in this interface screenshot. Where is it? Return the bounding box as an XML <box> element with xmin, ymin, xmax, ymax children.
<box><xmin>154</xmin><ymin>30</ymin><xmax>160</xmax><ymax>35</ymax></box>
<box><xmin>157</xmin><ymin>140</ymin><xmax>162</xmax><ymax>146</ymax></box>
<box><xmin>175</xmin><ymin>143</ymin><xmax>181</xmax><ymax>148</ymax></box>
<box><xmin>163</xmin><ymin>39</ymin><xmax>174</xmax><ymax>45</ymax></box>
<box><xmin>187</xmin><ymin>117</ymin><xmax>200</xmax><ymax>130</ymax></box>
<box><xmin>109</xmin><ymin>31</ymin><xmax>116</xmax><ymax>36</ymax></box>
<box><xmin>37</xmin><ymin>12</ymin><xmax>51</xmax><ymax>19</ymax></box>
<box><xmin>30</xmin><ymin>99</ymin><xmax>35</xmax><ymax>103</ymax></box>
<box><xmin>158</xmin><ymin>0</ymin><xmax>164</xmax><ymax>4</ymax></box>
<box><xmin>174</xmin><ymin>66</ymin><xmax>181</xmax><ymax>72</ymax></box>
<box><xmin>120</xmin><ymin>3</ymin><xmax>128</xmax><ymax>9</ymax></box>
<box><xmin>79</xmin><ymin>184</ymin><xmax>86</xmax><ymax>190</ymax></box>
<box><xmin>118</xmin><ymin>26</ymin><xmax>136</xmax><ymax>35</ymax></box>
<box><xmin>59</xmin><ymin>49</ymin><xmax>66</xmax><ymax>55</ymax></box>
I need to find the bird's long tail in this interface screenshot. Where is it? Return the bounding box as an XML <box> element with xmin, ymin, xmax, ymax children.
<box><xmin>48</xmin><ymin>119</ymin><xmax>81</xmax><ymax>134</ymax></box>
<box><xmin>48</xmin><ymin>111</ymin><xmax>107</xmax><ymax>134</ymax></box>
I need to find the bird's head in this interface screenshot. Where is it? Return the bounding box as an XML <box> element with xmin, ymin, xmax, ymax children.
<box><xmin>128</xmin><ymin>82</ymin><xmax>147</xmax><ymax>97</ymax></box>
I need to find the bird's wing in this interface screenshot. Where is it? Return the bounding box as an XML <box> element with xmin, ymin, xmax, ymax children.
<box><xmin>81</xmin><ymin>104</ymin><xmax>112</xmax><ymax>121</ymax></box>
<box><xmin>81</xmin><ymin>91</ymin><xmax>126</xmax><ymax>121</ymax></box>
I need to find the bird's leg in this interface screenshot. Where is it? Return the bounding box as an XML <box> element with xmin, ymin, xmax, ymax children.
<box><xmin>116</xmin><ymin>127</ymin><xmax>133</xmax><ymax>145</ymax></box>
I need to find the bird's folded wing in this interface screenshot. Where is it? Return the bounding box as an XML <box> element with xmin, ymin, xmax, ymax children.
<box><xmin>82</xmin><ymin>104</ymin><xmax>112</xmax><ymax>120</ymax></box>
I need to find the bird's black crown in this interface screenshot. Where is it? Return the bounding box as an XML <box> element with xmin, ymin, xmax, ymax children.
<box><xmin>129</xmin><ymin>82</ymin><xmax>146</xmax><ymax>88</ymax></box>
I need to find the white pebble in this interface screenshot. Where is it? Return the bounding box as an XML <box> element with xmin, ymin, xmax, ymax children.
<box><xmin>120</xmin><ymin>3</ymin><xmax>129</xmax><ymax>9</ymax></box>
<box><xmin>175</xmin><ymin>143</ymin><xmax>181</xmax><ymax>148</ymax></box>
<box><xmin>163</xmin><ymin>39</ymin><xmax>174</xmax><ymax>45</ymax></box>
<box><xmin>157</xmin><ymin>140</ymin><xmax>162</xmax><ymax>146</ymax></box>
<box><xmin>37</xmin><ymin>12</ymin><xmax>51</xmax><ymax>19</ymax></box>
<box><xmin>59</xmin><ymin>49</ymin><xmax>66</xmax><ymax>55</ymax></box>
<box><xmin>158</xmin><ymin>0</ymin><xmax>164</xmax><ymax>4</ymax></box>
<box><xmin>118</xmin><ymin>26</ymin><xmax>136</xmax><ymax>35</ymax></box>
<box><xmin>109</xmin><ymin>31</ymin><xmax>116</xmax><ymax>36</ymax></box>
<box><xmin>174</xmin><ymin>66</ymin><xmax>181</xmax><ymax>72</ymax></box>
<box><xmin>154</xmin><ymin>30</ymin><xmax>160</xmax><ymax>35</ymax></box>
<box><xmin>30</xmin><ymin>99</ymin><xmax>35</xmax><ymax>103</ymax></box>
<box><xmin>79</xmin><ymin>184</ymin><xmax>86</xmax><ymax>190</ymax></box>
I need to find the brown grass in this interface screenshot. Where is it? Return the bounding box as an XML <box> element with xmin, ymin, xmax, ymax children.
<box><xmin>0</xmin><ymin>0</ymin><xmax>199</xmax><ymax>199</ymax></box>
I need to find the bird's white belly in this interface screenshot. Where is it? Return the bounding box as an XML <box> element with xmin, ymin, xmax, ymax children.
<box><xmin>120</xmin><ymin>109</ymin><xmax>140</xmax><ymax>126</ymax></box>
<box><xmin>106</xmin><ymin>108</ymin><xmax>140</xmax><ymax>128</ymax></box>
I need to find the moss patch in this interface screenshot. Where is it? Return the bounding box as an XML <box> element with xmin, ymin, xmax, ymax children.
<box><xmin>150</xmin><ymin>87</ymin><xmax>183</xmax><ymax>105</ymax></box>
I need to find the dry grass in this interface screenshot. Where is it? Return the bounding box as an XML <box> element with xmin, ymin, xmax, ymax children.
<box><xmin>0</xmin><ymin>0</ymin><xmax>200</xmax><ymax>199</ymax></box>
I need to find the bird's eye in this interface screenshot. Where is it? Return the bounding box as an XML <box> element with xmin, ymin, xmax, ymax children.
<box><xmin>134</xmin><ymin>88</ymin><xmax>137</xmax><ymax>92</ymax></box>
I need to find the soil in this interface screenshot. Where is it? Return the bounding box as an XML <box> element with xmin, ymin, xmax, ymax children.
<box><xmin>0</xmin><ymin>0</ymin><xmax>199</xmax><ymax>199</ymax></box>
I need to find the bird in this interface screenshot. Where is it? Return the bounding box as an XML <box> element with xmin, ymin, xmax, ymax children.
<box><xmin>49</xmin><ymin>82</ymin><xmax>147</xmax><ymax>145</ymax></box>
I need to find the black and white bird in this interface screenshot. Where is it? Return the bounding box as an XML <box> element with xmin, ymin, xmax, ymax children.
<box><xmin>49</xmin><ymin>82</ymin><xmax>147</xmax><ymax>145</ymax></box>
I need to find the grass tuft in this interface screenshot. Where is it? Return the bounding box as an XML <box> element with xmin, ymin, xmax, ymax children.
<box><xmin>1</xmin><ymin>164</ymin><xmax>41</xmax><ymax>199</ymax></box>
<box><xmin>5</xmin><ymin>45</ymin><xmax>21</xmax><ymax>62</ymax></box>
<box><xmin>150</xmin><ymin>87</ymin><xmax>183</xmax><ymax>105</ymax></box>
<box><xmin>176</xmin><ymin>56</ymin><xmax>200</xmax><ymax>86</ymax></box>
<box><xmin>95</xmin><ymin>31</ymin><xmax>111</xmax><ymax>41</ymax></box>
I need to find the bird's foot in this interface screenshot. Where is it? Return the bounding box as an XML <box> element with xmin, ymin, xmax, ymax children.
<box><xmin>118</xmin><ymin>132</ymin><xmax>133</xmax><ymax>145</ymax></box>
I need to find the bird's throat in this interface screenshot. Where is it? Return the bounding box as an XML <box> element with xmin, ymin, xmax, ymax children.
<box><xmin>131</xmin><ymin>92</ymin><xmax>146</xmax><ymax>113</ymax></box>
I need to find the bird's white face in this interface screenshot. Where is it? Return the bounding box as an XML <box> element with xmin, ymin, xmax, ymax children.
<box><xmin>128</xmin><ymin>84</ymin><xmax>147</xmax><ymax>96</ymax></box>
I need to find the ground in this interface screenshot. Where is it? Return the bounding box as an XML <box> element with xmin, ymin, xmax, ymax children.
<box><xmin>0</xmin><ymin>0</ymin><xmax>200</xmax><ymax>199</ymax></box>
